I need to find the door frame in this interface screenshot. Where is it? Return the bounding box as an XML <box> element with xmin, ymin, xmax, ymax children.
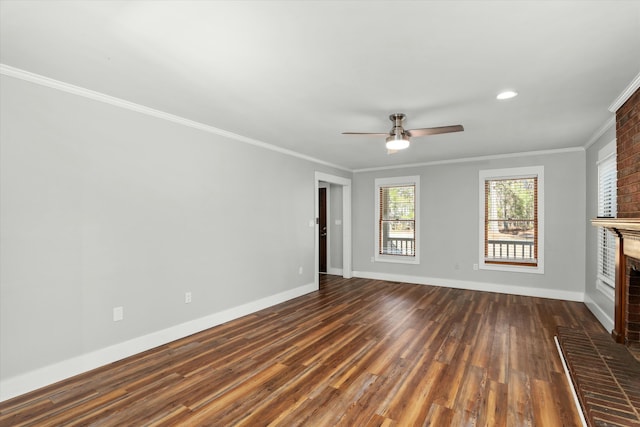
<box><xmin>314</xmin><ymin>172</ymin><xmax>352</xmax><ymax>289</ymax></box>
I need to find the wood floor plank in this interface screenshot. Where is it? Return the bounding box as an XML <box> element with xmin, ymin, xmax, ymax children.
<box><xmin>0</xmin><ymin>275</ymin><xmax>603</xmax><ymax>426</ymax></box>
<box><xmin>480</xmin><ymin>379</ymin><xmax>509</xmax><ymax>427</ymax></box>
<box><xmin>193</xmin><ymin>362</ymin><xmax>308</xmax><ymax>426</ymax></box>
<box><xmin>423</xmin><ymin>403</ymin><xmax>455</xmax><ymax>426</ymax></box>
<box><xmin>437</xmin><ymin>344</ymin><xmax>473</xmax><ymax>408</ymax></box>
<box><xmin>337</xmin><ymin>365</ymin><xmax>400</xmax><ymax>426</ymax></box>
<box><xmin>488</xmin><ymin>329</ymin><xmax>510</xmax><ymax>383</ymax></box>
<box><xmin>234</xmin><ymin>361</ymin><xmax>334</xmax><ymax>426</ymax></box>
<box><xmin>385</xmin><ymin>357</ymin><xmax>447</xmax><ymax>424</ymax></box>
<box><xmin>186</xmin><ymin>362</ymin><xmax>289</xmax><ymax>424</ymax></box>
<box><xmin>531</xmin><ymin>377</ymin><xmax>568</xmax><ymax>427</ymax></box>
<box><xmin>507</xmin><ymin>370</ymin><xmax>535</xmax><ymax>426</ymax></box>
<box><xmin>452</xmin><ymin>364</ymin><xmax>487</xmax><ymax>424</ymax></box>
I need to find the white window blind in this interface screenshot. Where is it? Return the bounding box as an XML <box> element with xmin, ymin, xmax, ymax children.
<box><xmin>597</xmin><ymin>152</ymin><xmax>617</xmax><ymax>288</ymax></box>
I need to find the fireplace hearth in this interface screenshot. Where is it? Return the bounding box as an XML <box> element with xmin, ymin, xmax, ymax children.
<box><xmin>556</xmin><ymin>219</ymin><xmax>640</xmax><ymax>426</ymax></box>
<box><xmin>556</xmin><ymin>326</ymin><xmax>640</xmax><ymax>426</ymax></box>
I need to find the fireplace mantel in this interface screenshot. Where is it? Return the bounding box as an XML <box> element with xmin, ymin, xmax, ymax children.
<box><xmin>592</xmin><ymin>218</ymin><xmax>640</xmax><ymax>260</ymax></box>
<box><xmin>592</xmin><ymin>218</ymin><xmax>640</xmax><ymax>345</ymax></box>
<box><xmin>592</xmin><ymin>218</ymin><xmax>640</xmax><ymax>233</ymax></box>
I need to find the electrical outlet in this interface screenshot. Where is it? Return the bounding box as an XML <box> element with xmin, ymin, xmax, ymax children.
<box><xmin>185</xmin><ymin>292</ymin><xmax>192</xmax><ymax>304</ymax></box>
<box><xmin>113</xmin><ymin>306</ymin><xmax>123</xmax><ymax>322</ymax></box>
<box><xmin>298</xmin><ymin>266</ymin><xmax>303</xmax><ymax>275</ymax></box>
<box><xmin>370</xmin><ymin>256</ymin><xmax>375</xmax><ymax>263</ymax></box>
<box><xmin>473</xmin><ymin>263</ymin><xmax>479</xmax><ymax>270</ymax></box>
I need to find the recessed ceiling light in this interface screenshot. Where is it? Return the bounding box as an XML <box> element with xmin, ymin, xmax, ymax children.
<box><xmin>497</xmin><ymin>90</ymin><xmax>518</xmax><ymax>100</ymax></box>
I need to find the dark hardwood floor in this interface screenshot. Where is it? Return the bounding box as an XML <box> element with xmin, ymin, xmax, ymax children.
<box><xmin>0</xmin><ymin>275</ymin><xmax>604</xmax><ymax>426</ymax></box>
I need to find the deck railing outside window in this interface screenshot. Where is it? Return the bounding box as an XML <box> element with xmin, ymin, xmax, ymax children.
<box><xmin>486</xmin><ymin>240</ymin><xmax>534</xmax><ymax>260</ymax></box>
<box><xmin>381</xmin><ymin>236</ymin><xmax>415</xmax><ymax>256</ymax></box>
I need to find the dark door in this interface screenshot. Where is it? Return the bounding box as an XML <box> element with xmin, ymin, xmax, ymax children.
<box><xmin>319</xmin><ymin>187</ymin><xmax>327</xmax><ymax>273</ymax></box>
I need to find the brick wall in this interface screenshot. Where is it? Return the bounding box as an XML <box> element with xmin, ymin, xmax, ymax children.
<box><xmin>615</xmin><ymin>87</ymin><xmax>640</xmax><ymax>350</ymax></box>
<box><xmin>617</xmin><ymin>87</ymin><xmax>640</xmax><ymax>218</ymax></box>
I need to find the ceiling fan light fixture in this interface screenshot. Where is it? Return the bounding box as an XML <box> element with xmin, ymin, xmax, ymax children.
<box><xmin>385</xmin><ymin>133</ymin><xmax>410</xmax><ymax>150</ymax></box>
<box><xmin>343</xmin><ymin>112</ymin><xmax>463</xmax><ymax>154</ymax></box>
<box><xmin>496</xmin><ymin>90</ymin><xmax>518</xmax><ymax>100</ymax></box>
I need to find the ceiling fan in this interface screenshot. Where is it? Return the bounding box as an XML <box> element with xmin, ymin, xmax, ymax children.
<box><xmin>343</xmin><ymin>113</ymin><xmax>464</xmax><ymax>154</ymax></box>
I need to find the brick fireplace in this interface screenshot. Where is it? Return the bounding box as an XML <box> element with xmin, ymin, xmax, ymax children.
<box><xmin>591</xmin><ymin>84</ymin><xmax>640</xmax><ymax>351</ymax></box>
<box><xmin>567</xmin><ymin>84</ymin><xmax>640</xmax><ymax>426</ymax></box>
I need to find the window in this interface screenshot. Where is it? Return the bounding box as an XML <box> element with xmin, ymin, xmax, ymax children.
<box><xmin>479</xmin><ymin>166</ymin><xmax>544</xmax><ymax>273</ymax></box>
<box><xmin>597</xmin><ymin>141</ymin><xmax>617</xmax><ymax>298</ymax></box>
<box><xmin>375</xmin><ymin>176</ymin><xmax>420</xmax><ymax>264</ymax></box>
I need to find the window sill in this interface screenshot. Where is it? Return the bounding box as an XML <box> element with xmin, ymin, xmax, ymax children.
<box><xmin>375</xmin><ymin>255</ymin><xmax>420</xmax><ymax>265</ymax></box>
<box><xmin>479</xmin><ymin>262</ymin><xmax>544</xmax><ymax>274</ymax></box>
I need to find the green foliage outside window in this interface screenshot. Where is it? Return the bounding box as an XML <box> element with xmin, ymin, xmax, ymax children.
<box><xmin>488</xmin><ymin>179</ymin><xmax>535</xmax><ymax>233</ymax></box>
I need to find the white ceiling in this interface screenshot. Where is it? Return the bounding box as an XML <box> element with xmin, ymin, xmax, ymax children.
<box><xmin>1</xmin><ymin>1</ymin><xmax>639</xmax><ymax>171</ymax></box>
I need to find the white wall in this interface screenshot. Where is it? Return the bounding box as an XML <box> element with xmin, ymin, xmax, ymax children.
<box><xmin>584</xmin><ymin>122</ymin><xmax>616</xmax><ymax>331</ymax></box>
<box><xmin>352</xmin><ymin>150</ymin><xmax>586</xmax><ymax>300</ymax></box>
<box><xmin>0</xmin><ymin>74</ymin><xmax>350</xmax><ymax>399</ymax></box>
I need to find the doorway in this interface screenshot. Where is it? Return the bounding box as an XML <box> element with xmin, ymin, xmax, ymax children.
<box><xmin>319</xmin><ymin>187</ymin><xmax>327</xmax><ymax>273</ymax></box>
<box><xmin>314</xmin><ymin>172</ymin><xmax>352</xmax><ymax>290</ymax></box>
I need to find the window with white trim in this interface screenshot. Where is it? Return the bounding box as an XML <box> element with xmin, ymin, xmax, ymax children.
<box><xmin>597</xmin><ymin>140</ymin><xmax>617</xmax><ymax>298</ymax></box>
<box><xmin>479</xmin><ymin>166</ymin><xmax>544</xmax><ymax>274</ymax></box>
<box><xmin>375</xmin><ymin>176</ymin><xmax>420</xmax><ymax>264</ymax></box>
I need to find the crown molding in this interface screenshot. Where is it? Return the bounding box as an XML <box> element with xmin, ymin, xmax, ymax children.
<box><xmin>3</xmin><ymin>62</ymin><xmax>617</xmax><ymax>174</ymax></box>
<box><xmin>609</xmin><ymin>71</ymin><xmax>640</xmax><ymax>113</ymax></box>
<box><xmin>584</xmin><ymin>116</ymin><xmax>615</xmax><ymax>149</ymax></box>
<box><xmin>353</xmin><ymin>147</ymin><xmax>584</xmax><ymax>173</ymax></box>
<box><xmin>0</xmin><ymin>64</ymin><xmax>351</xmax><ymax>172</ymax></box>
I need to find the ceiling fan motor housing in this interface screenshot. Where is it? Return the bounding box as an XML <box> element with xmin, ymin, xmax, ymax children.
<box><xmin>389</xmin><ymin>113</ymin><xmax>407</xmax><ymax>136</ymax></box>
<box><xmin>386</xmin><ymin>112</ymin><xmax>411</xmax><ymax>150</ymax></box>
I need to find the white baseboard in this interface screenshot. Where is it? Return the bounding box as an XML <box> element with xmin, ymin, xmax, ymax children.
<box><xmin>583</xmin><ymin>294</ymin><xmax>614</xmax><ymax>332</ymax></box>
<box><xmin>352</xmin><ymin>271</ymin><xmax>585</xmax><ymax>302</ymax></box>
<box><xmin>0</xmin><ymin>282</ymin><xmax>317</xmax><ymax>402</ymax></box>
<box><xmin>327</xmin><ymin>267</ymin><xmax>343</xmax><ymax>276</ymax></box>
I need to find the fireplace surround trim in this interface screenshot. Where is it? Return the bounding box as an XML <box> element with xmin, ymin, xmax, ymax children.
<box><xmin>592</xmin><ymin>218</ymin><xmax>640</xmax><ymax>345</ymax></box>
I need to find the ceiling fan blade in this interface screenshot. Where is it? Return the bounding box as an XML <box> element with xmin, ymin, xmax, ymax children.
<box><xmin>406</xmin><ymin>125</ymin><xmax>464</xmax><ymax>137</ymax></box>
<box><xmin>342</xmin><ymin>132</ymin><xmax>390</xmax><ymax>136</ymax></box>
